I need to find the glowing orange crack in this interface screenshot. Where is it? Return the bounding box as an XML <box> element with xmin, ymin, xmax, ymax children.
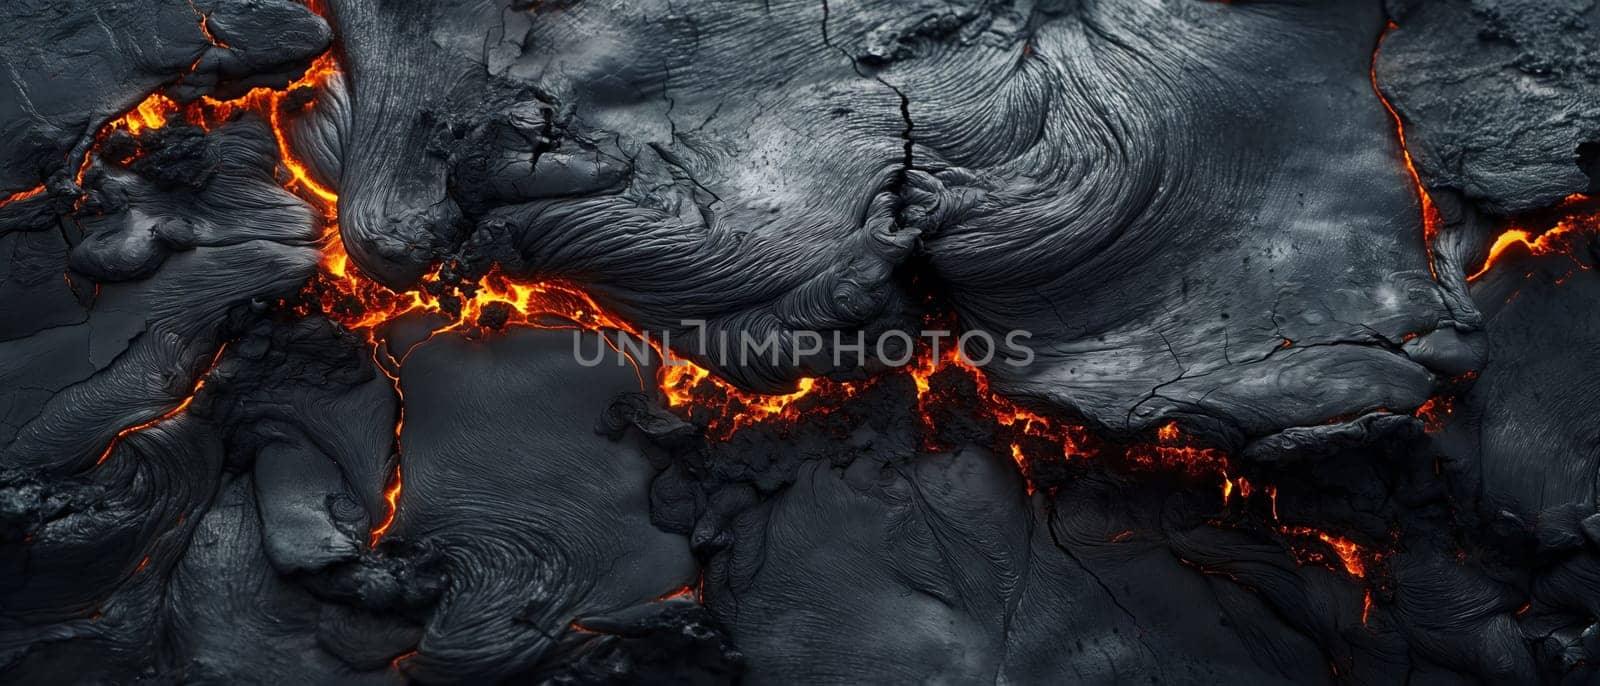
<box><xmin>369</xmin><ymin>464</ymin><xmax>403</xmax><ymax>546</ymax></box>
<box><xmin>1131</xmin><ymin>422</ymin><xmax>1228</xmax><ymax>475</ymax></box>
<box><xmin>1370</xmin><ymin>26</ymin><xmax>1597</xmax><ymax>286</ymax></box>
<box><xmin>658</xmin><ymin>362</ymin><xmax>852</xmax><ymax>441</ymax></box>
<box><xmin>0</xmin><ymin>184</ymin><xmax>45</xmax><ymax>208</ymax></box>
<box><xmin>390</xmin><ymin>649</ymin><xmax>417</xmax><ymax>671</ymax></box>
<box><xmin>186</xmin><ymin>0</ymin><xmax>233</xmax><ymax>52</ymax></box>
<box><xmin>1371</xmin><ymin>21</ymin><xmax>1441</xmax><ymax>280</ymax></box>
<box><xmin>1467</xmin><ymin>197</ymin><xmax>1597</xmax><ymax>281</ymax></box>
<box><xmin>366</xmin><ymin>345</ymin><xmax>406</xmax><ymax>547</ymax></box>
<box><xmin>657</xmin><ymin>335</ymin><xmax>1097</xmax><ymax>491</ymax></box>
<box><xmin>81</xmin><ymin>3</ymin><xmax>418</xmax><ymax>553</ymax></box>
<box><xmin>913</xmin><ymin>342</ymin><xmax>1092</xmax><ymax>470</ymax></box>
<box><xmin>80</xmin><ymin>26</ymin><xmax>343</xmax><ymax>474</ymax></box>
<box><xmin>132</xmin><ymin>16</ymin><xmax>1321</xmax><ymax>566</ymax></box>
<box><xmin>95</xmin><ymin>344</ymin><xmax>227</xmax><ymax>466</ymax></box>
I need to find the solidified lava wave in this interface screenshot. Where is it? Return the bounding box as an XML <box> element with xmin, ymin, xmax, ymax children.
<box><xmin>6</xmin><ymin>1</ymin><xmax>1600</xmax><ymax>684</ymax></box>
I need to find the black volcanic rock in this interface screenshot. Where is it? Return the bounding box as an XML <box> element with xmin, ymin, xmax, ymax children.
<box><xmin>4</xmin><ymin>0</ymin><xmax>1600</xmax><ymax>684</ymax></box>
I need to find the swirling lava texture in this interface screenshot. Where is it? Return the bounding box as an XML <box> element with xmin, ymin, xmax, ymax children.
<box><xmin>4</xmin><ymin>0</ymin><xmax>1600</xmax><ymax>684</ymax></box>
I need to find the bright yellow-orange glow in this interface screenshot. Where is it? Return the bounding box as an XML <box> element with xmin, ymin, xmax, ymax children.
<box><xmin>1128</xmin><ymin>421</ymin><xmax>1229</xmax><ymax>476</ymax></box>
<box><xmin>78</xmin><ymin>32</ymin><xmax>348</xmax><ymax>471</ymax></box>
<box><xmin>187</xmin><ymin>0</ymin><xmax>232</xmax><ymax>51</ymax></box>
<box><xmin>83</xmin><ymin>48</ymin><xmax>342</xmax><ymax>196</ymax></box>
<box><xmin>657</xmin><ymin>360</ymin><xmax>857</xmax><ymax>440</ymax></box>
<box><xmin>369</xmin><ymin>465</ymin><xmax>402</xmax><ymax>546</ymax></box>
<box><xmin>927</xmin><ymin>344</ymin><xmax>1095</xmax><ymax>490</ymax></box>
<box><xmin>1279</xmin><ymin>525</ymin><xmax>1377</xmax><ymax>578</ymax></box>
<box><xmin>261</xmin><ymin>54</ymin><xmax>342</xmax><ymax>207</ymax></box>
<box><xmin>657</xmin><ymin>332</ymin><xmax>1100</xmax><ymax>487</ymax></box>
<box><xmin>74</xmin><ymin>1</ymin><xmax>651</xmax><ymax>555</ymax></box>
<box><xmin>115</xmin><ymin>94</ymin><xmax>182</xmax><ymax>136</ymax></box>
<box><xmin>78</xmin><ymin>5</ymin><xmax>1387</xmax><ymax>583</ymax></box>
<box><xmin>1157</xmin><ymin>421</ymin><xmax>1180</xmax><ymax>442</ymax></box>
<box><xmin>1467</xmin><ymin>201</ymin><xmax>1598</xmax><ymax>281</ymax></box>
<box><xmin>120</xmin><ymin>49</ymin><xmax>631</xmax><ymax>343</ymax></box>
<box><xmin>313</xmin><ymin>259</ymin><xmax>636</xmax><ymax>338</ymax></box>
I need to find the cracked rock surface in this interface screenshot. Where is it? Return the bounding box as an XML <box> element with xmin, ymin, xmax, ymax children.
<box><xmin>4</xmin><ymin>0</ymin><xmax>1600</xmax><ymax>684</ymax></box>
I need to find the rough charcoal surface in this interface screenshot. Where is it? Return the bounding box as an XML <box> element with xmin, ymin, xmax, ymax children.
<box><xmin>4</xmin><ymin>0</ymin><xmax>1600</xmax><ymax>684</ymax></box>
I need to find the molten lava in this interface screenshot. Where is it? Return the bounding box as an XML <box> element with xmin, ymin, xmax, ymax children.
<box><xmin>370</xmin><ymin>465</ymin><xmax>403</xmax><ymax>547</ymax></box>
<box><xmin>70</xmin><ymin>8</ymin><xmax>1399</xmax><ymax>637</ymax></box>
<box><xmin>657</xmin><ymin>363</ymin><xmax>857</xmax><ymax>440</ymax></box>
<box><xmin>75</xmin><ymin>14</ymin><xmax>1265</xmax><ymax>517</ymax></box>
<box><xmin>652</xmin><ymin>331</ymin><xmax>1111</xmax><ymax>493</ymax></box>
<box><xmin>75</xmin><ymin>39</ymin><xmax>345</xmax><ymax>471</ymax></box>
<box><xmin>1129</xmin><ymin>422</ymin><xmax>1229</xmax><ymax>475</ymax></box>
<box><xmin>0</xmin><ymin>184</ymin><xmax>45</xmax><ymax>208</ymax></box>
<box><xmin>95</xmin><ymin>344</ymin><xmax>228</xmax><ymax>466</ymax></box>
<box><xmin>1371</xmin><ymin>24</ymin><xmax>1597</xmax><ymax>285</ymax></box>
<box><xmin>116</xmin><ymin>93</ymin><xmax>183</xmax><ymax>136</ymax></box>
<box><xmin>1466</xmin><ymin>195</ymin><xmax>1598</xmax><ymax>281</ymax></box>
<box><xmin>186</xmin><ymin>0</ymin><xmax>232</xmax><ymax>53</ymax></box>
<box><xmin>76</xmin><ymin>38</ymin><xmax>660</xmax><ymax>542</ymax></box>
<box><xmin>1278</xmin><ymin>525</ymin><xmax>1379</xmax><ymax>579</ymax></box>
<box><xmin>1372</xmin><ymin>21</ymin><xmax>1441</xmax><ymax>279</ymax></box>
<box><xmin>910</xmin><ymin>342</ymin><xmax>1095</xmax><ymax>476</ymax></box>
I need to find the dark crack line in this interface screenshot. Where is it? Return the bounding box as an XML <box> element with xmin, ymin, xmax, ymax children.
<box><xmin>1254</xmin><ymin>296</ymin><xmax>1416</xmax><ymax>366</ymax></box>
<box><xmin>1044</xmin><ymin>513</ymin><xmax>1165</xmax><ymax>680</ymax></box>
<box><xmin>647</xmin><ymin>142</ymin><xmax>723</xmax><ymax>210</ymax></box>
<box><xmin>1124</xmin><ymin>347</ymin><xmax>1222</xmax><ymax>432</ymax></box>
<box><xmin>820</xmin><ymin>0</ymin><xmax>916</xmax><ymax>231</ymax></box>
<box><xmin>992</xmin><ymin>516</ymin><xmax>1033</xmax><ymax>684</ymax></box>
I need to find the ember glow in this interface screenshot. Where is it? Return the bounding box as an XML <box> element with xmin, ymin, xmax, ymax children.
<box><xmin>657</xmin><ymin>364</ymin><xmax>859</xmax><ymax>440</ymax></box>
<box><xmin>91</xmin><ymin>50</ymin><xmax>341</xmax><ymax>168</ymax></box>
<box><xmin>34</xmin><ymin>14</ymin><xmax>1429</xmax><ymax>534</ymax></box>
<box><xmin>1278</xmin><ymin>525</ymin><xmax>1380</xmax><ymax>579</ymax></box>
<box><xmin>370</xmin><ymin>465</ymin><xmax>403</xmax><ymax>547</ymax></box>
<box><xmin>112</xmin><ymin>93</ymin><xmax>183</xmax><ymax>136</ymax></box>
<box><xmin>17</xmin><ymin>0</ymin><xmax>1575</xmax><ymax>679</ymax></box>
<box><xmin>1467</xmin><ymin>195</ymin><xmax>1598</xmax><ymax>281</ymax></box>
<box><xmin>0</xmin><ymin>184</ymin><xmax>45</xmax><ymax>208</ymax></box>
<box><xmin>81</xmin><ymin>41</ymin><xmax>1372</xmax><ymax>571</ymax></box>
<box><xmin>186</xmin><ymin>0</ymin><xmax>232</xmax><ymax>53</ymax></box>
<box><xmin>650</xmin><ymin>328</ymin><xmax>1106</xmax><ymax>491</ymax></box>
<box><xmin>1371</xmin><ymin>21</ymin><xmax>1442</xmax><ymax>278</ymax></box>
<box><xmin>909</xmin><ymin>341</ymin><xmax>1094</xmax><ymax>477</ymax></box>
<box><xmin>94</xmin><ymin>344</ymin><xmax>228</xmax><ymax>466</ymax></box>
<box><xmin>1129</xmin><ymin>422</ymin><xmax>1229</xmax><ymax>475</ymax></box>
<box><xmin>1415</xmin><ymin>395</ymin><xmax>1453</xmax><ymax>433</ymax></box>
